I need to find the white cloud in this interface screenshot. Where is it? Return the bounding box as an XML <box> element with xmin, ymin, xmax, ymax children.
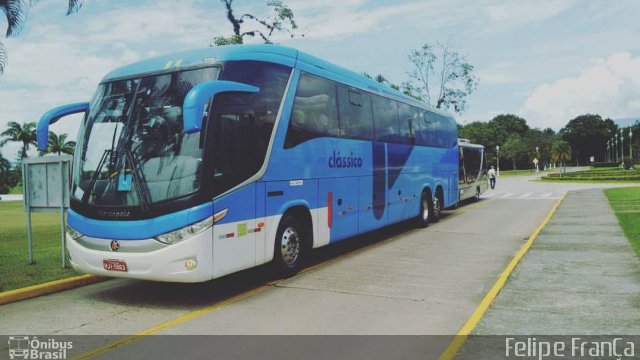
<box><xmin>520</xmin><ymin>52</ymin><xmax>640</xmax><ymax>130</ymax></box>
<box><xmin>484</xmin><ymin>0</ymin><xmax>576</xmax><ymax>26</ymax></box>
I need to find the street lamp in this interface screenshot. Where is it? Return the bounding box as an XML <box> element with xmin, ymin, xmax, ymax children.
<box><xmin>606</xmin><ymin>140</ymin><xmax>609</xmax><ymax>163</ymax></box>
<box><xmin>620</xmin><ymin>128</ymin><xmax>625</xmax><ymax>167</ymax></box>
<box><xmin>613</xmin><ymin>133</ymin><xmax>619</xmax><ymax>162</ymax></box>
<box><xmin>535</xmin><ymin>146</ymin><xmax>539</xmax><ymax>173</ymax></box>
<box><xmin>630</xmin><ymin>128</ymin><xmax>633</xmax><ymax>165</ymax></box>
<box><xmin>496</xmin><ymin>145</ymin><xmax>500</xmax><ymax>177</ymax></box>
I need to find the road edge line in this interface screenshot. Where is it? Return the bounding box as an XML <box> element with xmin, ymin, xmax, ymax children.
<box><xmin>438</xmin><ymin>191</ymin><xmax>567</xmax><ymax>360</ymax></box>
<box><xmin>0</xmin><ymin>274</ymin><xmax>107</xmax><ymax>306</ymax></box>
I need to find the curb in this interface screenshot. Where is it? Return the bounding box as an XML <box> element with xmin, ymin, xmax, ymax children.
<box><xmin>0</xmin><ymin>274</ymin><xmax>108</xmax><ymax>306</ymax></box>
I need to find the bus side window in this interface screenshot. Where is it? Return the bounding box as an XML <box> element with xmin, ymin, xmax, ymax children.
<box><xmin>372</xmin><ymin>95</ymin><xmax>399</xmax><ymax>143</ymax></box>
<box><xmin>337</xmin><ymin>86</ymin><xmax>373</xmax><ymax>140</ymax></box>
<box><xmin>397</xmin><ymin>103</ymin><xmax>417</xmax><ymax>145</ymax></box>
<box><xmin>285</xmin><ymin>72</ymin><xmax>339</xmax><ymax>148</ymax></box>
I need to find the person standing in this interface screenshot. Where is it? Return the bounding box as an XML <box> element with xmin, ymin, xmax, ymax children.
<box><xmin>488</xmin><ymin>165</ymin><xmax>497</xmax><ymax>189</ymax></box>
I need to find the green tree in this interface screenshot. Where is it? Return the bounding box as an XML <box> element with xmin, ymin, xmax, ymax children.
<box><xmin>1</xmin><ymin>0</ymin><xmax>82</xmax><ymax>74</ymax></box>
<box><xmin>404</xmin><ymin>42</ymin><xmax>479</xmax><ymax>113</ymax></box>
<box><xmin>551</xmin><ymin>140</ymin><xmax>572</xmax><ymax>176</ymax></box>
<box><xmin>560</xmin><ymin>114</ymin><xmax>614</xmax><ymax>165</ymax></box>
<box><xmin>0</xmin><ymin>151</ymin><xmax>17</xmax><ymax>194</ymax></box>
<box><xmin>489</xmin><ymin>114</ymin><xmax>529</xmax><ymax>145</ymax></box>
<box><xmin>47</xmin><ymin>131</ymin><xmax>75</xmax><ymax>155</ymax></box>
<box><xmin>501</xmin><ymin>135</ymin><xmax>527</xmax><ymax>170</ymax></box>
<box><xmin>0</xmin><ymin>121</ymin><xmax>36</xmax><ymax>160</ymax></box>
<box><xmin>213</xmin><ymin>0</ymin><xmax>298</xmax><ymax>46</ymax></box>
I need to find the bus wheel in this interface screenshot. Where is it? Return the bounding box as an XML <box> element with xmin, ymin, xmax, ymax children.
<box><xmin>416</xmin><ymin>190</ymin><xmax>431</xmax><ymax>228</ymax></box>
<box><xmin>431</xmin><ymin>190</ymin><xmax>443</xmax><ymax>223</ymax></box>
<box><xmin>474</xmin><ymin>187</ymin><xmax>481</xmax><ymax>202</ymax></box>
<box><xmin>273</xmin><ymin>215</ymin><xmax>305</xmax><ymax>277</ymax></box>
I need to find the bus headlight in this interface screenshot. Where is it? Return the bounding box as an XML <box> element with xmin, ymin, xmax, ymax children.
<box><xmin>155</xmin><ymin>216</ymin><xmax>213</xmax><ymax>245</ymax></box>
<box><xmin>66</xmin><ymin>225</ymin><xmax>83</xmax><ymax>240</ymax></box>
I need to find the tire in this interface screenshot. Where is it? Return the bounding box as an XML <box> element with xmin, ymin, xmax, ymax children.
<box><xmin>272</xmin><ymin>215</ymin><xmax>306</xmax><ymax>277</ymax></box>
<box><xmin>431</xmin><ymin>189</ymin><xmax>443</xmax><ymax>223</ymax></box>
<box><xmin>474</xmin><ymin>187</ymin><xmax>481</xmax><ymax>202</ymax></box>
<box><xmin>416</xmin><ymin>190</ymin><xmax>432</xmax><ymax>228</ymax></box>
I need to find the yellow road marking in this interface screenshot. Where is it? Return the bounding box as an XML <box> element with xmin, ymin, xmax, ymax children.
<box><xmin>438</xmin><ymin>191</ymin><xmax>567</xmax><ymax>360</ymax></box>
<box><xmin>72</xmin><ymin>198</ymin><xmax>494</xmax><ymax>359</ymax></box>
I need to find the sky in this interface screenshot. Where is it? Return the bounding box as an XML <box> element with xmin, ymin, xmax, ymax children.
<box><xmin>1</xmin><ymin>0</ymin><xmax>639</xmax><ymax>160</ymax></box>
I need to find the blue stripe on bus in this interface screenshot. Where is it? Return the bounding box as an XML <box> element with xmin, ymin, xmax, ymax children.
<box><xmin>67</xmin><ymin>202</ymin><xmax>214</xmax><ymax>240</ymax></box>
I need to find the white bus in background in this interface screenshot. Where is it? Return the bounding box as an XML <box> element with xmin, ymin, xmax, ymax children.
<box><xmin>458</xmin><ymin>139</ymin><xmax>488</xmax><ymax>202</ymax></box>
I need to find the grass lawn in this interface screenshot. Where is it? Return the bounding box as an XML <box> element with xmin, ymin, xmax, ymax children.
<box><xmin>540</xmin><ymin>167</ymin><xmax>640</xmax><ymax>183</ymax></box>
<box><xmin>605</xmin><ymin>187</ymin><xmax>640</xmax><ymax>258</ymax></box>
<box><xmin>9</xmin><ymin>185</ymin><xmax>23</xmax><ymax>194</ymax></box>
<box><xmin>0</xmin><ymin>201</ymin><xmax>79</xmax><ymax>292</ymax></box>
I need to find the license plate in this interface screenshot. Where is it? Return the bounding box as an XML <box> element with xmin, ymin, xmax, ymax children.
<box><xmin>103</xmin><ymin>259</ymin><xmax>128</xmax><ymax>272</ymax></box>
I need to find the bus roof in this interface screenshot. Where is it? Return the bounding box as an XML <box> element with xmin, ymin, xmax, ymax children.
<box><xmin>458</xmin><ymin>140</ymin><xmax>484</xmax><ymax>149</ymax></box>
<box><xmin>102</xmin><ymin>44</ymin><xmax>454</xmax><ymax>119</ymax></box>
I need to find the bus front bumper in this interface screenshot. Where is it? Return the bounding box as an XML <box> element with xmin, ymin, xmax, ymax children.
<box><xmin>66</xmin><ymin>230</ymin><xmax>214</xmax><ymax>283</ymax></box>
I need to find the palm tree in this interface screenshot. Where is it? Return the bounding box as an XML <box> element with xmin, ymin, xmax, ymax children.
<box><xmin>0</xmin><ymin>121</ymin><xmax>37</xmax><ymax>160</ymax></box>
<box><xmin>47</xmin><ymin>131</ymin><xmax>75</xmax><ymax>155</ymax></box>
<box><xmin>551</xmin><ymin>140</ymin><xmax>572</xmax><ymax>177</ymax></box>
<box><xmin>1</xmin><ymin>0</ymin><xmax>83</xmax><ymax>73</ymax></box>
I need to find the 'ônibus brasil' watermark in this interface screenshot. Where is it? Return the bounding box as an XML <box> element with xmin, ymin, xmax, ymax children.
<box><xmin>8</xmin><ymin>336</ymin><xmax>72</xmax><ymax>360</ymax></box>
<box><xmin>506</xmin><ymin>337</ymin><xmax>635</xmax><ymax>360</ymax></box>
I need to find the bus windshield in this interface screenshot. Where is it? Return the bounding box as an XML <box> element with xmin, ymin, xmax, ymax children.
<box><xmin>72</xmin><ymin>67</ymin><xmax>220</xmax><ymax>207</ymax></box>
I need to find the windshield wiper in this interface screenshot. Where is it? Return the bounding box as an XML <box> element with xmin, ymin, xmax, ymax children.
<box><xmin>124</xmin><ymin>149</ymin><xmax>151</xmax><ymax>211</ymax></box>
<box><xmin>81</xmin><ymin>149</ymin><xmax>111</xmax><ymax>205</ymax></box>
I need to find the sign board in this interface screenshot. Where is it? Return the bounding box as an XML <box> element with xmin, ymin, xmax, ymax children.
<box><xmin>532</xmin><ymin>158</ymin><xmax>539</xmax><ymax>165</ymax></box>
<box><xmin>590</xmin><ymin>156</ymin><xmax>595</xmax><ymax>163</ymax></box>
<box><xmin>23</xmin><ymin>156</ymin><xmax>71</xmax><ymax>211</ymax></box>
<box><xmin>22</xmin><ymin>155</ymin><xmax>72</xmax><ymax>266</ymax></box>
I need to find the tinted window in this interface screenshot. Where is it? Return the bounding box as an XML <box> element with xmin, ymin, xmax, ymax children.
<box><xmin>337</xmin><ymin>85</ymin><xmax>373</xmax><ymax>140</ymax></box>
<box><xmin>285</xmin><ymin>73</ymin><xmax>339</xmax><ymax>148</ymax></box>
<box><xmin>463</xmin><ymin>147</ymin><xmax>483</xmax><ymax>183</ymax></box>
<box><xmin>373</xmin><ymin>95</ymin><xmax>399</xmax><ymax>143</ymax></box>
<box><xmin>415</xmin><ymin>110</ymin><xmax>437</xmax><ymax>147</ymax></box>
<box><xmin>210</xmin><ymin>61</ymin><xmax>291</xmax><ymax>196</ymax></box>
<box><xmin>397</xmin><ymin>102</ymin><xmax>418</xmax><ymax>145</ymax></box>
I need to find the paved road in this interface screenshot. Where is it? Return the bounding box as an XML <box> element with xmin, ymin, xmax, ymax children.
<box><xmin>0</xmin><ymin>172</ymin><xmax>636</xmax><ymax>354</ymax></box>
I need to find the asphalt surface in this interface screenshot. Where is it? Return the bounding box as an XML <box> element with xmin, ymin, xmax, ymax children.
<box><xmin>0</xmin><ymin>171</ymin><xmax>637</xmax><ymax>358</ymax></box>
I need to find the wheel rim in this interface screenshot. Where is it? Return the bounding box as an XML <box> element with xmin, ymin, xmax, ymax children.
<box><xmin>422</xmin><ymin>195</ymin><xmax>429</xmax><ymax>220</ymax></box>
<box><xmin>281</xmin><ymin>227</ymin><xmax>300</xmax><ymax>265</ymax></box>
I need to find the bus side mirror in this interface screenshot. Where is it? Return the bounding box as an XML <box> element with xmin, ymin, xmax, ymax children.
<box><xmin>183</xmin><ymin>80</ymin><xmax>259</xmax><ymax>134</ymax></box>
<box><xmin>37</xmin><ymin>102</ymin><xmax>90</xmax><ymax>151</ymax></box>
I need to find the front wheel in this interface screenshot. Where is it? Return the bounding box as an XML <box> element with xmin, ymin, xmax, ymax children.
<box><xmin>272</xmin><ymin>215</ymin><xmax>306</xmax><ymax>277</ymax></box>
<box><xmin>474</xmin><ymin>187</ymin><xmax>481</xmax><ymax>202</ymax></box>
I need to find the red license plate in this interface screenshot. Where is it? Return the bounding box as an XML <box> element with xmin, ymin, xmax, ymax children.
<box><xmin>103</xmin><ymin>259</ymin><xmax>128</xmax><ymax>272</ymax></box>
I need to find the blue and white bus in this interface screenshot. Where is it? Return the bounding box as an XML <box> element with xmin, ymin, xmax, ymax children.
<box><xmin>37</xmin><ymin>45</ymin><xmax>458</xmax><ymax>282</ymax></box>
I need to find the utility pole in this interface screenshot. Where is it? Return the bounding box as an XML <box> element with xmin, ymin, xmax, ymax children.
<box><xmin>620</xmin><ymin>128</ymin><xmax>624</xmax><ymax>168</ymax></box>
<box><xmin>496</xmin><ymin>145</ymin><xmax>500</xmax><ymax>177</ymax></box>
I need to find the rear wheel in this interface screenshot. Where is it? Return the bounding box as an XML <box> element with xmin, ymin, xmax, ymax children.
<box><xmin>272</xmin><ymin>215</ymin><xmax>306</xmax><ymax>277</ymax></box>
<box><xmin>416</xmin><ymin>190</ymin><xmax>432</xmax><ymax>228</ymax></box>
<box><xmin>431</xmin><ymin>189</ymin><xmax>443</xmax><ymax>222</ymax></box>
